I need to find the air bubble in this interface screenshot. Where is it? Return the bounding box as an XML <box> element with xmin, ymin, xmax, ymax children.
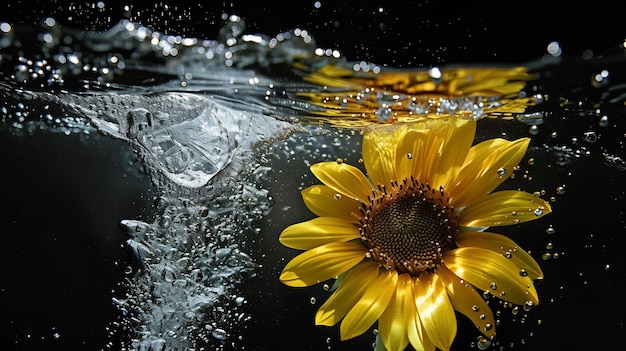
<box><xmin>599</xmin><ymin>115</ymin><xmax>609</xmax><ymax>127</ymax></box>
<box><xmin>477</xmin><ymin>336</ymin><xmax>492</xmax><ymax>350</ymax></box>
<box><xmin>310</xmin><ymin>297</ymin><xmax>316</xmax><ymax>304</ymax></box>
<box><xmin>512</xmin><ymin>306</ymin><xmax>520</xmax><ymax>315</ymax></box>
<box><xmin>211</xmin><ymin>328</ymin><xmax>227</xmax><ymax>340</ymax></box>
<box><xmin>496</xmin><ymin>167</ymin><xmax>507</xmax><ymax>177</ymax></box>
<box><xmin>524</xmin><ymin>301</ymin><xmax>534</xmax><ymax>311</ymax></box>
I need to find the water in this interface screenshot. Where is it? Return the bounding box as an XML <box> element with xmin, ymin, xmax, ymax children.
<box><xmin>1</xmin><ymin>5</ymin><xmax>626</xmax><ymax>351</ymax></box>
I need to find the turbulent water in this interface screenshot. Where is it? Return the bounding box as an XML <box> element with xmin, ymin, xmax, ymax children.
<box><xmin>1</xmin><ymin>14</ymin><xmax>625</xmax><ymax>351</ymax></box>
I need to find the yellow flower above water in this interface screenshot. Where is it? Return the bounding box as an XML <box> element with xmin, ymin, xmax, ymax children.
<box><xmin>279</xmin><ymin>118</ymin><xmax>551</xmax><ymax>351</ymax></box>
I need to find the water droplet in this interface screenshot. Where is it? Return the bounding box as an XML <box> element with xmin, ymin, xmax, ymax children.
<box><xmin>599</xmin><ymin>115</ymin><xmax>609</xmax><ymax>127</ymax></box>
<box><xmin>496</xmin><ymin>167</ymin><xmax>507</xmax><ymax>177</ymax></box>
<box><xmin>477</xmin><ymin>336</ymin><xmax>492</xmax><ymax>350</ymax></box>
<box><xmin>490</xmin><ymin>282</ymin><xmax>497</xmax><ymax>290</ymax></box>
<box><xmin>529</xmin><ymin>125</ymin><xmax>539</xmax><ymax>135</ymax></box>
<box><xmin>524</xmin><ymin>301</ymin><xmax>534</xmax><ymax>311</ymax></box>
<box><xmin>533</xmin><ymin>208</ymin><xmax>543</xmax><ymax>216</ymax></box>
<box><xmin>605</xmin><ymin>264</ymin><xmax>611</xmax><ymax>271</ymax></box>
<box><xmin>512</xmin><ymin>306</ymin><xmax>520</xmax><ymax>315</ymax></box>
<box><xmin>407</xmin><ymin>152</ymin><xmax>412</xmax><ymax>159</ymax></box>
<box><xmin>479</xmin><ymin>313</ymin><xmax>486</xmax><ymax>320</ymax></box>
<box><xmin>235</xmin><ymin>296</ymin><xmax>245</xmax><ymax>306</ymax></box>
<box><xmin>333</xmin><ymin>193</ymin><xmax>342</xmax><ymax>200</ymax></box>
<box><xmin>542</xmin><ymin>253</ymin><xmax>552</xmax><ymax>260</ymax></box>
<box><xmin>472</xmin><ymin>305</ymin><xmax>480</xmax><ymax>312</ymax></box>
<box><xmin>556</xmin><ymin>185</ymin><xmax>565</xmax><ymax>195</ymax></box>
<box><xmin>546</xmin><ymin>225</ymin><xmax>556</xmax><ymax>234</ymax></box>
<box><xmin>519</xmin><ymin>268</ymin><xmax>528</xmax><ymax>277</ymax></box>
<box><xmin>310</xmin><ymin>297</ymin><xmax>316</xmax><ymax>304</ymax></box>
<box><xmin>323</xmin><ymin>284</ymin><xmax>330</xmax><ymax>291</ymax></box>
<box><xmin>211</xmin><ymin>328</ymin><xmax>227</xmax><ymax>340</ymax></box>
<box><xmin>484</xmin><ymin>323</ymin><xmax>493</xmax><ymax>331</ymax></box>
<box><xmin>336</xmin><ymin>158</ymin><xmax>343</xmax><ymax>164</ymax></box>
<box><xmin>546</xmin><ymin>242</ymin><xmax>553</xmax><ymax>250</ymax></box>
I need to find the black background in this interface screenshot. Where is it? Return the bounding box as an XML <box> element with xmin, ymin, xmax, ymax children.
<box><xmin>1</xmin><ymin>1</ymin><xmax>626</xmax><ymax>350</ymax></box>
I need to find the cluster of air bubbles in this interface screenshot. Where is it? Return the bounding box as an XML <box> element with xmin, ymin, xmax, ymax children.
<box><xmin>350</xmin><ymin>60</ymin><xmax>381</xmax><ymax>73</ymax></box>
<box><xmin>592</xmin><ymin>69</ymin><xmax>610</xmax><ymax>88</ymax></box>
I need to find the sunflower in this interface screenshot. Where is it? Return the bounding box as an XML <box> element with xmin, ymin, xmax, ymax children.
<box><xmin>279</xmin><ymin>117</ymin><xmax>551</xmax><ymax>351</ymax></box>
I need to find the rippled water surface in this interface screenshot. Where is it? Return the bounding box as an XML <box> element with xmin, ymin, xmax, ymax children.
<box><xmin>1</xmin><ymin>5</ymin><xmax>625</xmax><ymax>351</ymax></box>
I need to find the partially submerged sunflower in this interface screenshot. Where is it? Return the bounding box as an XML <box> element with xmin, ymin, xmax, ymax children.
<box><xmin>279</xmin><ymin>117</ymin><xmax>551</xmax><ymax>351</ymax></box>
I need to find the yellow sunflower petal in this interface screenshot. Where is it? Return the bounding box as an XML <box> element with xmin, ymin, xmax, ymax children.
<box><xmin>395</xmin><ymin>128</ymin><xmax>426</xmax><ymax>182</ymax></box>
<box><xmin>301</xmin><ymin>184</ymin><xmax>362</xmax><ymax>219</ymax></box>
<box><xmin>310</xmin><ymin>162</ymin><xmax>373</xmax><ymax>203</ymax></box>
<box><xmin>407</xmin><ymin>298</ymin><xmax>436</xmax><ymax>351</ymax></box>
<box><xmin>455</xmin><ymin>231</ymin><xmax>544</xmax><ymax>280</ymax></box>
<box><xmin>437</xmin><ymin>264</ymin><xmax>496</xmax><ymax>338</ymax></box>
<box><xmin>413</xmin><ymin>118</ymin><xmax>470</xmax><ymax>188</ymax></box>
<box><xmin>430</xmin><ymin>118</ymin><xmax>476</xmax><ymax>190</ymax></box>
<box><xmin>378</xmin><ymin>273</ymin><xmax>412</xmax><ymax>351</ymax></box>
<box><xmin>450</xmin><ymin>138</ymin><xmax>530</xmax><ymax>208</ymax></box>
<box><xmin>444</xmin><ymin>247</ymin><xmax>539</xmax><ymax>306</ymax></box>
<box><xmin>340</xmin><ymin>269</ymin><xmax>397</xmax><ymax>340</ymax></box>
<box><xmin>316</xmin><ymin>261</ymin><xmax>379</xmax><ymax>326</ymax></box>
<box><xmin>279</xmin><ymin>242</ymin><xmax>365</xmax><ymax>287</ymax></box>
<box><xmin>413</xmin><ymin>273</ymin><xmax>457</xmax><ymax>351</ymax></box>
<box><xmin>458</xmin><ymin>190</ymin><xmax>552</xmax><ymax>227</ymax></box>
<box><xmin>279</xmin><ymin>217</ymin><xmax>360</xmax><ymax>250</ymax></box>
<box><xmin>362</xmin><ymin>126</ymin><xmax>402</xmax><ymax>185</ymax></box>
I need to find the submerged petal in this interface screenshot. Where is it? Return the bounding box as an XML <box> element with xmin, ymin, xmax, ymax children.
<box><xmin>437</xmin><ymin>264</ymin><xmax>496</xmax><ymax>338</ymax></box>
<box><xmin>458</xmin><ymin>190</ymin><xmax>552</xmax><ymax>227</ymax></box>
<box><xmin>444</xmin><ymin>247</ymin><xmax>539</xmax><ymax>306</ymax></box>
<box><xmin>340</xmin><ymin>269</ymin><xmax>397</xmax><ymax>340</ymax></box>
<box><xmin>310</xmin><ymin>162</ymin><xmax>372</xmax><ymax>203</ymax></box>
<box><xmin>301</xmin><ymin>184</ymin><xmax>362</xmax><ymax>219</ymax></box>
<box><xmin>413</xmin><ymin>273</ymin><xmax>457</xmax><ymax>351</ymax></box>
<box><xmin>279</xmin><ymin>217</ymin><xmax>360</xmax><ymax>250</ymax></box>
<box><xmin>316</xmin><ymin>261</ymin><xmax>379</xmax><ymax>326</ymax></box>
<box><xmin>455</xmin><ymin>231</ymin><xmax>544</xmax><ymax>280</ymax></box>
<box><xmin>280</xmin><ymin>242</ymin><xmax>365</xmax><ymax>287</ymax></box>
<box><xmin>449</xmin><ymin>138</ymin><xmax>530</xmax><ymax>208</ymax></box>
<box><xmin>378</xmin><ymin>273</ymin><xmax>413</xmax><ymax>351</ymax></box>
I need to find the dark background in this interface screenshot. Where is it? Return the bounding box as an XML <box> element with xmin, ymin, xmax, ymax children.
<box><xmin>1</xmin><ymin>1</ymin><xmax>625</xmax><ymax>350</ymax></box>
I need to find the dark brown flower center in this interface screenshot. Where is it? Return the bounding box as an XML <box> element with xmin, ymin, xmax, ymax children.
<box><xmin>357</xmin><ymin>177</ymin><xmax>457</xmax><ymax>275</ymax></box>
